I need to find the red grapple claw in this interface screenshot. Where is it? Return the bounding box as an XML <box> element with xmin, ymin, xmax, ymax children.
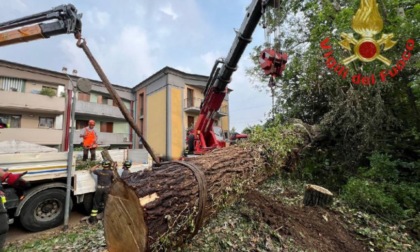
<box><xmin>2</xmin><ymin>171</ymin><xmax>28</xmax><ymax>186</ymax></box>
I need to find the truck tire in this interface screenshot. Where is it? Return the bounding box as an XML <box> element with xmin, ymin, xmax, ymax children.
<box><xmin>19</xmin><ymin>189</ymin><xmax>72</xmax><ymax>232</ymax></box>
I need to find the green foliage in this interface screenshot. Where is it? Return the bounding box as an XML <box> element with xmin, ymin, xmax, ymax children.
<box><xmin>248</xmin><ymin>115</ymin><xmax>303</xmax><ymax>172</ymax></box>
<box><xmin>296</xmin><ymin>150</ymin><xmax>350</xmax><ymax>191</ymax></box>
<box><xmin>342</xmin><ymin>178</ymin><xmax>405</xmax><ymax>221</ymax></box>
<box><xmin>361</xmin><ymin>153</ymin><xmax>399</xmax><ymax>183</ymax></box>
<box><xmin>335</xmin><ymin>201</ymin><xmax>420</xmax><ymax>251</ymax></box>
<box><xmin>242</xmin><ymin>126</ymin><xmax>252</xmax><ymax>134</ymax></box>
<box><xmin>388</xmin><ymin>182</ymin><xmax>420</xmax><ymax>214</ymax></box>
<box><xmin>4</xmin><ymin>223</ymin><xmax>106</xmax><ymax>251</ymax></box>
<box><xmin>75</xmin><ymin>160</ymin><xmax>100</xmax><ymax>171</ymax></box>
<box><xmin>342</xmin><ymin>152</ymin><xmax>420</xmax><ymax>226</ymax></box>
<box><xmin>247</xmin><ymin>0</ymin><xmax>420</xmax><ymax>228</ymax></box>
<box><xmin>39</xmin><ymin>88</ymin><xmax>56</xmax><ymax>97</ymax></box>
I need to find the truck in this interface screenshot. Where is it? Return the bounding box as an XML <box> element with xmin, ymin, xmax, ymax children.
<box><xmin>0</xmin><ymin>4</ymin><xmax>151</xmax><ymax>249</ymax></box>
<box><xmin>189</xmin><ymin>0</ymin><xmax>288</xmax><ymax>155</ymax></box>
<box><xmin>0</xmin><ymin>141</ymin><xmax>151</xmax><ymax>247</ymax></box>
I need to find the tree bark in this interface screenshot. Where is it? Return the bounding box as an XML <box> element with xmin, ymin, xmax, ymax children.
<box><xmin>104</xmin><ymin>145</ymin><xmax>271</xmax><ymax>251</ymax></box>
<box><xmin>103</xmin><ymin>123</ymin><xmax>316</xmax><ymax>251</ymax></box>
<box><xmin>101</xmin><ymin>150</ymin><xmax>119</xmax><ymax>178</ymax></box>
<box><xmin>303</xmin><ymin>184</ymin><xmax>333</xmax><ymax>207</ymax></box>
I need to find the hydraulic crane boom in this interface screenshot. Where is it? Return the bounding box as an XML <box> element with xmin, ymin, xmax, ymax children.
<box><xmin>0</xmin><ymin>4</ymin><xmax>82</xmax><ymax>47</ymax></box>
<box><xmin>0</xmin><ymin>5</ymin><xmax>82</xmax><ymax>250</ymax></box>
<box><xmin>192</xmin><ymin>0</ymin><xmax>287</xmax><ymax>154</ymax></box>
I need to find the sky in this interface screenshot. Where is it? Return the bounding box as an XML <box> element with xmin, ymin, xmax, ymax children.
<box><xmin>0</xmin><ymin>0</ymin><xmax>275</xmax><ymax>132</ymax></box>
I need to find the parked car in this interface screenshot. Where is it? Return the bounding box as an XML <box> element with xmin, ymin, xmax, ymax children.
<box><xmin>230</xmin><ymin>132</ymin><xmax>248</xmax><ymax>144</ymax></box>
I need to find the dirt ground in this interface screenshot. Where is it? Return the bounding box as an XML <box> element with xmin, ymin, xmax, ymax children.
<box><xmin>6</xmin><ymin>210</ymin><xmax>85</xmax><ymax>244</ymax></box>
<box><xmin>242</xmin><ymin>190</ymin><xmax>366</xmax><ymax>252</ymax></box>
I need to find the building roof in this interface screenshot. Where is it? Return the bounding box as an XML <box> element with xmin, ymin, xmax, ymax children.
<box><xmin>0</xmin><ymin>60</ymin><xmax>233</xmax><ymax>93</ymax></box>
<box><xmin>132</xmin><ymin>66</ymin><xmax>209</xmax><ymax>91</ymax></box>
<box><xmin>0</xmin><ymin>59</ymin><xmax>131</xmax><ymax>92</ymax></box>
<box><xmin>133</xmin><ymin>66</ymin><xmax>233</xmax><ymax>92</ymax></box>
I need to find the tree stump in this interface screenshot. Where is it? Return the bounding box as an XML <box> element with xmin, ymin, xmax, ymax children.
<box><xmin>303</xmin><ymin>184</ymin><xmax>333</xmax><ymax>207</ymax></box>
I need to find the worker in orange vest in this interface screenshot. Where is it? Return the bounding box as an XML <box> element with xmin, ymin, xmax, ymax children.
<box><xmin>80</xmin><ymin>120</ymin><xmax>98</xmax><ymax>161</ymax></box>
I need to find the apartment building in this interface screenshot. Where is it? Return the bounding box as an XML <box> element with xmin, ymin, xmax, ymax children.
<box><xmin>133</xmin><ymin>67</ymin><xmax>230</xmax><ymax>160</ymax></box>
<box><xmin>0</xmin><ymin>61</ymin><xmax>232</xmax><ymax>158</ymax></box>
<box><xmin>71</xmin><ymin>78</ymin><xmax>134</xmax><ymax>149</ymax></box>
<box><xmin>0</xmin><ymin>60</ymin><xmax>134</xmax><ymax>150</ymax></box>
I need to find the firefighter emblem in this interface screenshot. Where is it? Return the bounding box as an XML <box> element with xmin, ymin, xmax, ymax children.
<box><xmin>339</xmin><ymin>0</ymin><xmax>397</xmax><ymax>66</ymax></box>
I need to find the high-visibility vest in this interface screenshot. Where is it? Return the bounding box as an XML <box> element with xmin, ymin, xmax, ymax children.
<box><xmin>83</xmin><ymin>127</ymin><xmax>96</xmax><ymax>148</ymax></box>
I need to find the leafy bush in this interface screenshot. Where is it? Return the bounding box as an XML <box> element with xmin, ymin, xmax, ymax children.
<box><xmin>296</xmin><ymin>150</ymin><xmax>350</xmax><ymax>191</ymax></box>
<box><xmin>342</xmin><ymin>151</ymin><xmax>420</xmax><ymax>240</ymax></box>
<box><xmin>387</xmin><ymin>182</ymin><xmax>420</xmax><ymax>215</ymax></box>
<box><xmin>342</xmin><ymin>178</ymin><xmax>405</xmax><ymax>221</ymax></box>
<box><xmin>361</xmin><ymin>153</ymin><xmax>399</xmax><ymax>183</ymax></box>
<box><xmin>39</xmin><ymin>88</ymin><xmax>56</xmax><ymax>97</ymax></box>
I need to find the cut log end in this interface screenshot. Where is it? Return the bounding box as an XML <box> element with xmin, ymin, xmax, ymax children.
<box><xmin>303</xmin><ymin>184</ymin><xmax>333</xmax><ymax>207</ymax></box>
<box><xmin>104</xmin><ymin>179</ymin><xmax>148</xmax><ymax>252</ymax></box>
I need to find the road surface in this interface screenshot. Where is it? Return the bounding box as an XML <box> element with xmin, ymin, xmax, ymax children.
<box><xmin>5</xmin><ymin>209</ymin><xmax>85</xmax><ymax>245</ymax></box>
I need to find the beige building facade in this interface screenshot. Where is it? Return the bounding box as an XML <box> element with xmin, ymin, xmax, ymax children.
<box><xmin>0</xmin><ymin>61</ymin><xmax>231</xmax><ymax>159</ymax></box>
<box><xmin>0</xmin><ymin>60</ymin><xmax>134</xmax><ymax>150</ymax></box>
<box><xmin>133</xmin><ymin>67</ymin><xmax>230</xmax><ymax>160</ymax></box>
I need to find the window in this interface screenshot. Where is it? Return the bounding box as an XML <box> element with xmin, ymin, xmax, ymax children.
<box><xmin>0</xmin><ymin>114</ymin><xmax>21</xmax><ymax>128</ymax></box>
<box><xmin>0</xmin><ymin>77</ymin><xmax>25</xmax><ymax>92</ymax></box>
<box><xmin>76</xmin><ymin>120</ymin><xmax>89</xmax><ymax>129</ymax></box>
<box><xmin>139</xmin><ymin>119</ymin><xmax>144</xmax><ymax>134</ymax></box>
<box><xmin>39</xmin><ymin>117</ymin><xmax>54</xmax><ymax>128</ymax></box>
<box><xmin>78</xmin><ymin>92</ymin><xmax>90</xmax><ymax>102</ymax></box>
<box><xmin>100</xmin><ymin>122</ymin><xmax>113</xmax><ymax>133</ymax></box>
<box><xmin>187</xmin><ymin>88</ymin><xmax>194</xmax><ymax>107</ymax></box>
<box><xmin>139</xmin><ymin>93</ymin><xmax>144</xmax><ymax>116</ymax></box>
<box><xmin>102</xmin><ymin>96</ymin><xmax>112</xmax><ymax>105</ymax></box>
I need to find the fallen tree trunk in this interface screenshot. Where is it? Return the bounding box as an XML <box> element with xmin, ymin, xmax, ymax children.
<box><xmin>104</xmin><ymin>146</ymin><xmax>266</xmax><ymax>251</ymax></box>
<box><xmin>104</xmin><ymin>123</ymin><xmax>316</xmax><ymax>251</ymax></box>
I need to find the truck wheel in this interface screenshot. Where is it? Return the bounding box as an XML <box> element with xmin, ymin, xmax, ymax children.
<box><xmin>19</xmin><ymin>189</ymin><xmax>72</xmax><ymax>232</ymax></box>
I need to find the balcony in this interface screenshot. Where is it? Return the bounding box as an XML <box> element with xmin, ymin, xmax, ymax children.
<box><xmin>75</xmin><ymin>100</ymin><xmax>125</xmax><ymax>119</ymax></box>
<box><xmin>184</xmin><ymin>98</ymin><xmax>228</xmax><ymax>117</ymax></box>
<box><xmin>184</xmin><ymin>97</ymin><xmax>202</xmax><ymax>114</ymax></box>
<box><xmin>218</xmin><ymin>104</ymin><xmax>228</xmax><ymax>116</ymax></box>
<box><xmin>0</xmin><ymin>90</ymin><xmax>65</xmax><ymax>114</ymax></box>
<box><xmin>73</xmin><ymin>130</ymin><xmax>131</xmax><ymax>146</ymax></box>
<box><xmin>0</xmin><ymin>128</ymin><xmax>63</xmax><ymax>145</ymax></box>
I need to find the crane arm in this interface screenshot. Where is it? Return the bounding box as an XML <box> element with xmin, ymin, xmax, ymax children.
<box><xmin>192</xmin><ymin>0</ymin><xmax>285</xmax><ymax>154</ymax></box>
<box><xmin>0</xmin><ymin>4</ymin><xmax>82</xmax><ymax>47</ymax></box>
